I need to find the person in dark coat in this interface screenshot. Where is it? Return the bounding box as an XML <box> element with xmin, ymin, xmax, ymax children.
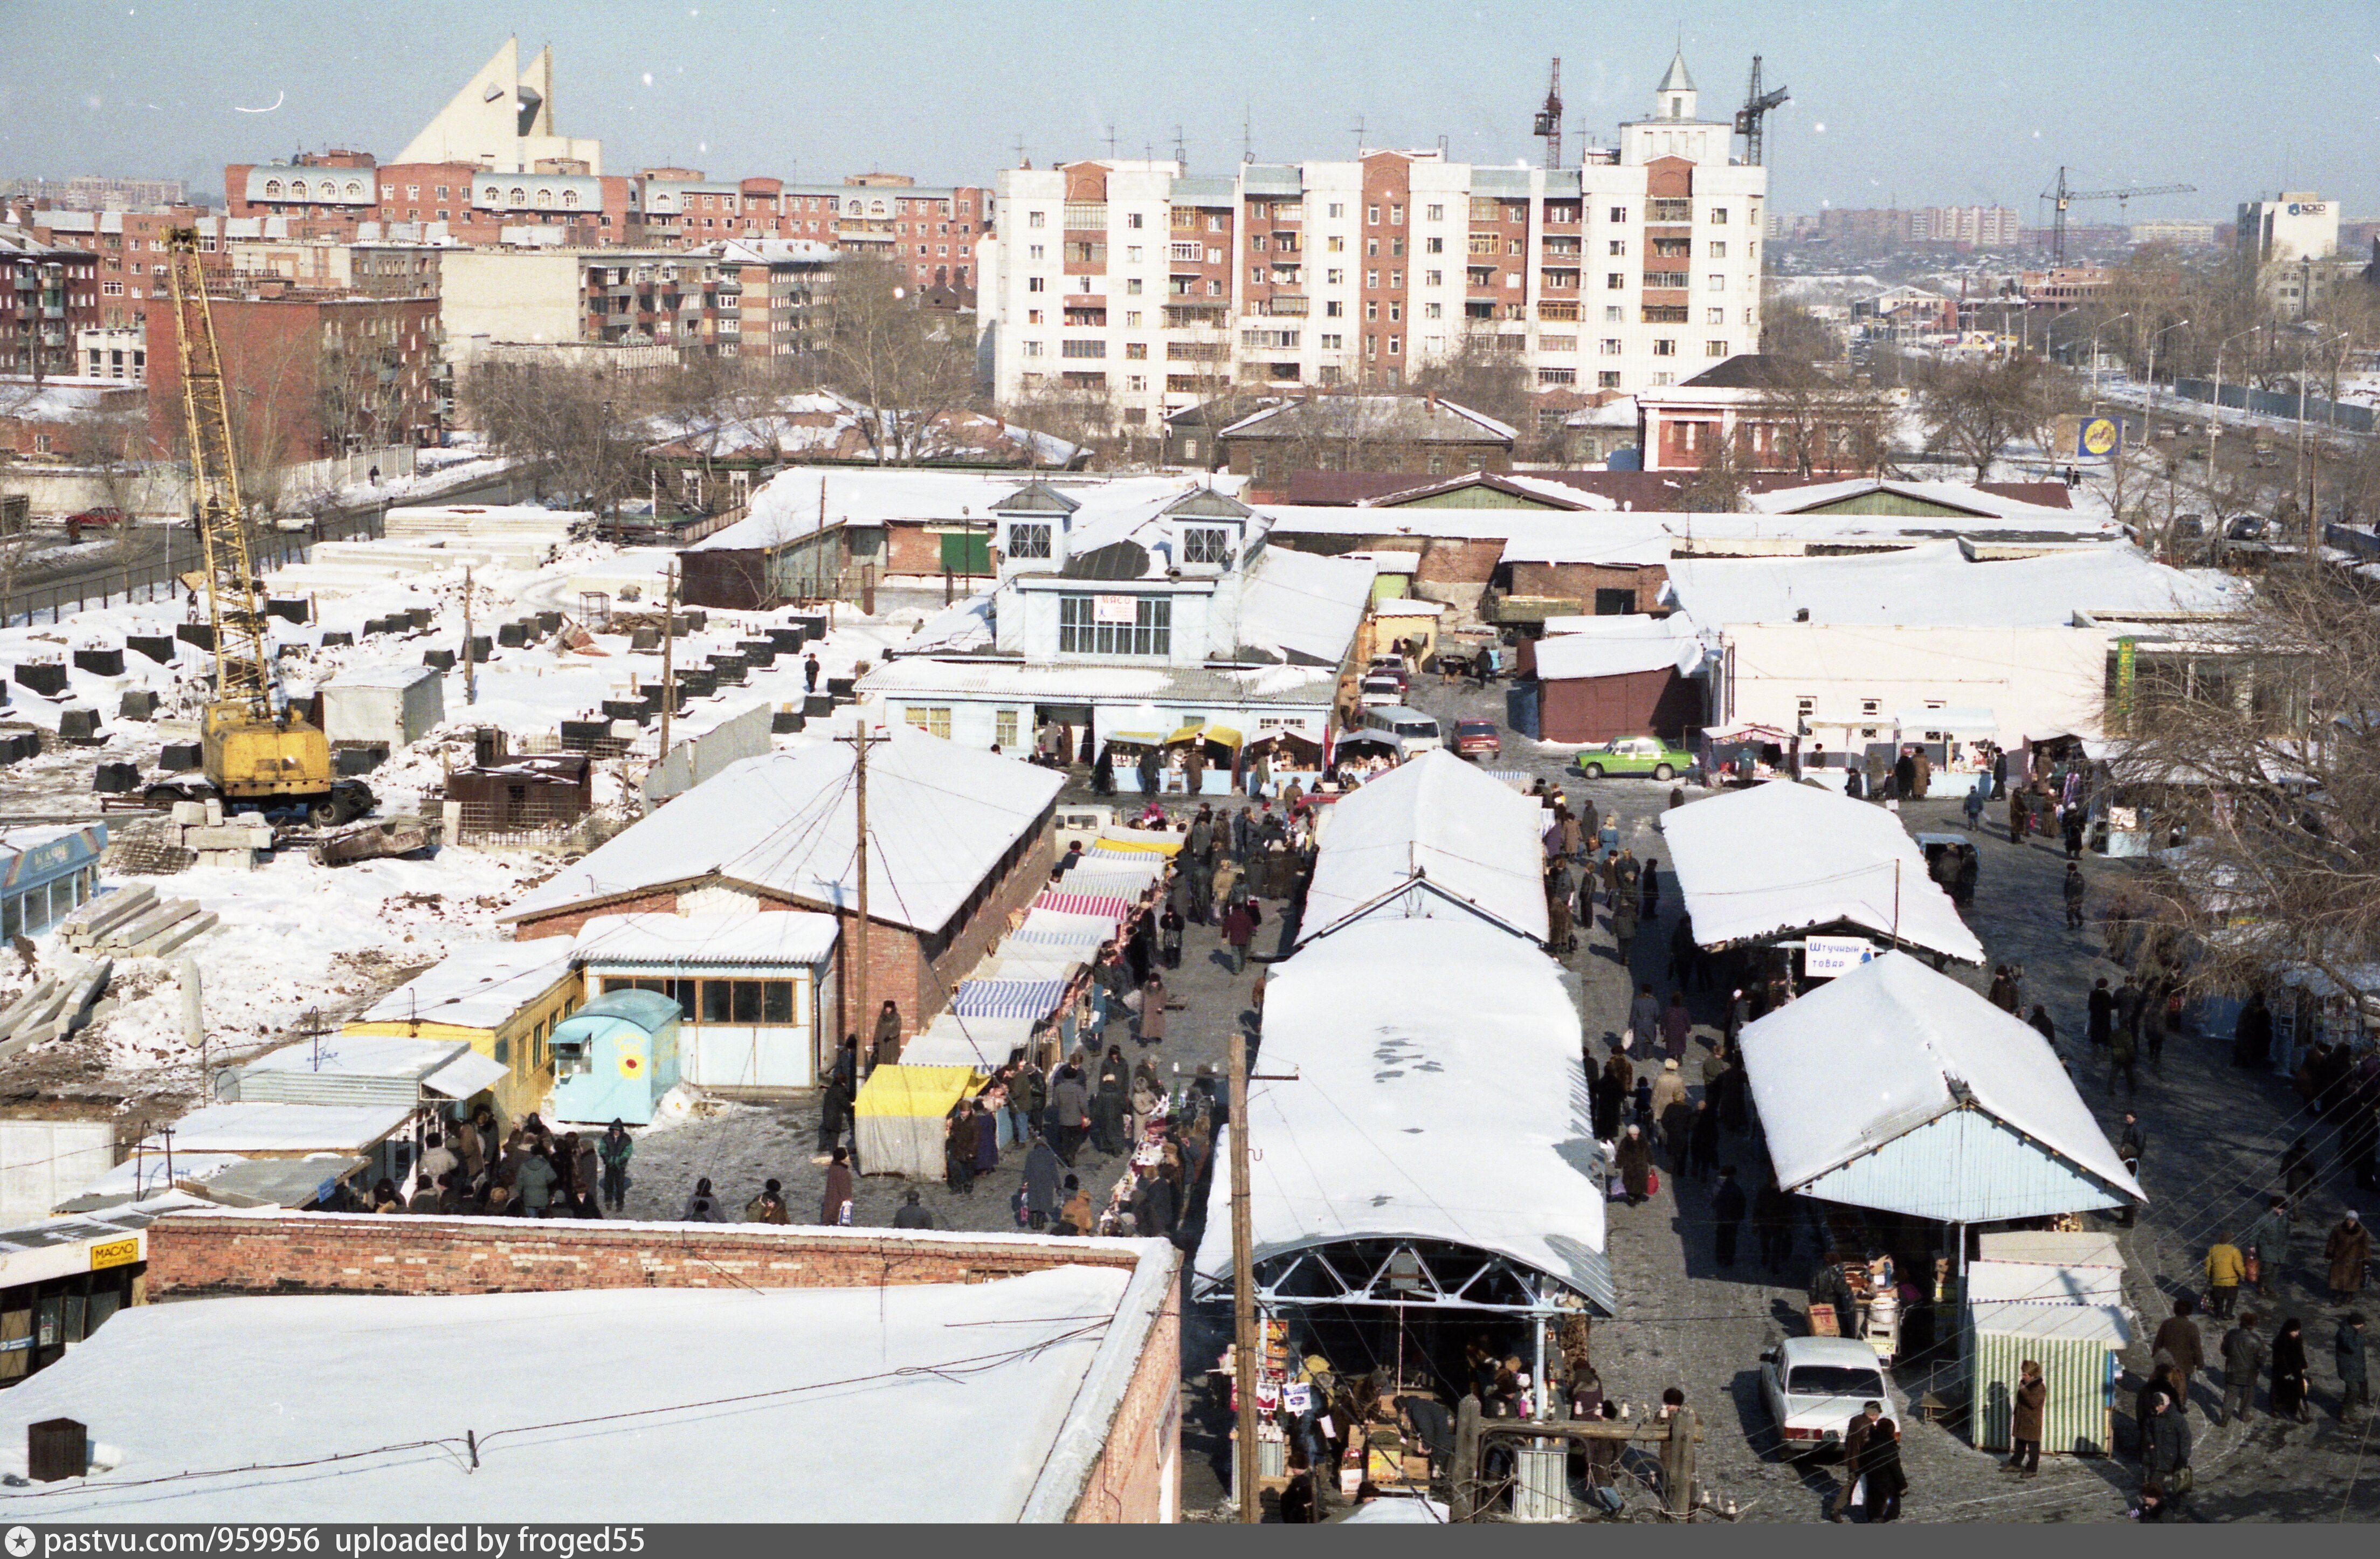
<box><xmin>1159</xmin><ymin>905</ymin><xmax>1184</xmax><ymax>969</ymax></box>
<box><xmin>2154</xmin><ymin>1298</ymin><xmax>2204</xmax><ymax>1410</ymax></box>
<box><xmin>944</xmin><ymin>1102</ymin><xmax>979</xmax><ymax>1194</ymax></box>
<box><xmin>870</xmin><ymin>1000</ymin><xmax>903</xmax><ymax>1071</ymax></box>
<box><xmin>1754</xmin><ymin>1176</ymin><xmax>1794</xmax><ymax>1273</ymax></box>
<box><xmin>1590</xmin><ymin>1053</ymin><xmax>1626</xmax><ymax>1141</ymax></box>
<box><xmin>2219</xmin><ymin>1315</ymin><xmax>2266</xmax><ymax>1426</ymax></box>
<box><xmin>2328</xmin><ymin>1211</ymin><xmax>2371</xmax><ymax>1300</ymax></box>
<box><xmin>1050</xmin><ymin>1064</ymin><xmax>1089</xmax><ymax>1164</ymax></box>
<box><xmin>2337</xmin><ymin>1313</ymin><xmax>2370</xmax><ymax>1420</ymax></box>
<box><xmin>1659</xmin><ymin>1098</ymin><xmax>1693</xmax><ymax>1179</ymax></box>
<box><xmin>818</xmin><ymin>1147</ymin><xmax>853</xmax><ymax>1226</ymax></box>
<box><xmin>2234</xmin><ymin>990</ymin><xmax>2274</xmax><ymax>1068</ymax></box>
<box><xmin>1613</xmin><ymin>1125</ymin><xmax>1653</xmax><ymax>1204</ymax></box>
<box><xmin>2273</xmin><ymin>1318</ymin><xmax>2312</xmax><ymax>1422</ymax></box>
<box><xmin>2140</xmin><ymin>1390</ymin><xmax>2191</xmax><ymax>1497</ymax></box>
<box><xmin>1022</xmin><ymin>1135</ymin><xmax>1062</xmax><ymax>1229</ymax></box>
<box><xmin>892</xmin><ymin>1189</ymin><xmax>934</xmax><ymax>1229</ymax></box>
<box><xmin>971</xmin><ymin>1098</ymin><xmax>1001</xmax><ymax>1179</ymax></box>
<box><xmin>1687</xmin><ymin>1099</ymin><xmax>1721</xmax><ymax>1179</ymax></box>
<box><xmin>1711</xmin><ymin>1165</ymin><xmax>1747</xmax><ymax>1266</ymax></box>
<box><xmin>1860</xmin><ymin>1417</ymin><xmax>1908</xmax><ymax>1521</ymax></box>
<box><xmin>2087</xmin><ymin>978</ymin><xmax>2114</xmax><ymax>1051</ymax></box>
<box><xmin>817</xmin><ymin>1063</ymin><xmax>854</xmax><ymax>1154</ymax></box>
<box><xmin>1829</xmin><ymin>1404</ymin><xmax>1878</xmax><ymax>1521</ymax></box>
<box><xmin>1094</xmin><ymin>1046</ymin><xmax>1132</xmax><ymax>1155</ymax></box>
<box><xmin>2006</xmin><ymin>1360</ymin><xmax>2047</xmax><ymax>1475</ymax></box>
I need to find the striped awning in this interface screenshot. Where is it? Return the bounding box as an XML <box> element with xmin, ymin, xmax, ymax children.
<box><xmin>950</xmin><ymin>977</ymin><xmax>1066</xmax><ymax>1021</ymax></box>
<box><xmin>1032</xmin><ymin>891</ymin><xmax>1134</xmax><ymax>921</ymax></box>
<box><xmin>1059</xmin><ymin>870</ymin><xmax>1157</xmax><ymax>903</ymax></box>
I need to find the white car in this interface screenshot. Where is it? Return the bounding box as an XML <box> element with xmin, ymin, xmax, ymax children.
<box><xmin>1757</xmin><ymin>1336</ymin><xmax>1897</xmax><ymax>1459</ymax></box>
<box><xmin>1357</xmin><ymin>674</ymin><xmax>1407</xmax><ymax>708</ymax></box>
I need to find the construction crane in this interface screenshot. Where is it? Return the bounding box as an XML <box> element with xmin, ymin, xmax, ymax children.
<box><xmin>1734</xmin><ymin>56</ymin><xmax>1788</xmax><ymax>168</ymax></box>
<box><xmin>158</xmin><ymin>229</ymin><xmax>372</xmax><ymax>826</ymax></box>
<box><xmin>2040</xmin><ymin>167</ymin><xmax>2197</xmax><ymax>264</ymax></box>
<box><xmin>1533</xmin><ymin>57</ymin><xmax>1563</xmax><ymax>169</ymax></box>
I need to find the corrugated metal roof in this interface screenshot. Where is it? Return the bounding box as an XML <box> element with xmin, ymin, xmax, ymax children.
<box><xmin>1240</xmin><ymin>165</ymin><xmax>1304</xmax><ymax>196</ymax></box>
<box><xmin>1170</xmin><ymin>176</ymin><xmax>1238</xmax><ymax>206</ymax></box>
<box><xmin>1799</xmin><ymin>1109</ymin><xmax>2134</xmax><ymax>1224</ymax></box>
<box><xmin>859</xmin><ymin>657</ymin><xmax>1338</xmax><ymax>706</ymax></box>
<box><xmin>1470</xmin><ymin>167</ymin><xmax>1535</xmax><ymax>196</ymax></box>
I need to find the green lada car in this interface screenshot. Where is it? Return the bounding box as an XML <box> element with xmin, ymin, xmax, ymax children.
<box><xmin>1571</xmin><ymin>736</ymin><xmax>1693</xmax><ymax>781</ymax></box>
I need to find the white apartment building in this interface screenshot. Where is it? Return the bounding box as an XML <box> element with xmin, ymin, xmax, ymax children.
<box><xmin>980</xmin><ymin>51</ymin><xmax>1764</xmax><ymax>434</ymax></box>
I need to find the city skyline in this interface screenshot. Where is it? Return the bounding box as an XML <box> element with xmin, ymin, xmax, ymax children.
<box><xmin>0</xmin><ymin>0</ymin><xmax>2369</xmax><ymax>220</ymax></box>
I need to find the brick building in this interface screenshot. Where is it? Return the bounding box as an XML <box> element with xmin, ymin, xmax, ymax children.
<box><xmin>503</xmin><ymin>733</ymin><xmax>1063</xmax><ymax>1060</ymax></box>
<box><xmin>0</xmin><ymin>226</ymin><xmax>101</xmax><ymax>377</ymax></box>
<box><xmin>143</xmin><ymin>286</ymin><xmax>443</xmax><ymax>466</ymax></box>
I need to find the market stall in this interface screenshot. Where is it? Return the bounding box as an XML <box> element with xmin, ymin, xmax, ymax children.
<box><xmin>852</xmin><ymin>1065</ymin><xmax>982</xmax><ymax>1178</ymax></box>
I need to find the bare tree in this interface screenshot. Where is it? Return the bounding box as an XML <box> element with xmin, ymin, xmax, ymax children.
<box><xmin>2105</xmin><ymin>562</ymin><xmax>2380</xmax><ymax>1012</ymax></box>
<box><xmin>464</xmin><ymin>358</ymin><xmax>646</xmax><ymax>514</ymax></box>
<box><xmin>1923</xmin><ymin>355</ymin><xmax>2061</xmax><ymax>481</ymax></box>
<box><xmin>1680</xmin><ymin>437</ymin><xmax>1746</xmax><ymax>512</ymax></box>
<box><xmin>814</xmin><ymin>254</ymin><xmax>976</xmax><ymax>464</ymax></box>
<box><xmin>1760</xmin><ymin>300</ymin><xmax>1840</xmax><ymax>366</ymax></box>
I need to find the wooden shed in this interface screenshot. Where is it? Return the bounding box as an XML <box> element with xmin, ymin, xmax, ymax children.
<box><xmin>1524</xmin><ymin>633</ymin><xmax>1702</xmax><ymax>744</ymax></box>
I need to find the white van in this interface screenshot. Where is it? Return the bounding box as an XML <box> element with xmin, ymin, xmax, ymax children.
<box><xmin>1360</xmin><ymin>705</ymin><xmax>1444</xmax><ymax>755</ymax></box>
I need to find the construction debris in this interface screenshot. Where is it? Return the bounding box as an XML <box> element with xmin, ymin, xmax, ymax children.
<box><xmin>0</xmin><ymin>954</ymin><xmax>113</xmax><ymax>1057</ymax></box>
<box><xmin>62</xmin><ymin>885</ymin><xmax>220</xmax><ymax>959</ymax></box>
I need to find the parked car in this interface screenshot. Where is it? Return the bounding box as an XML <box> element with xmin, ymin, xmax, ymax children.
<box><xmin>1757</xmin><ymin>1336</ymin><xmax>1897</xmax><ymax>1461</ymax></box>
<box><xmin>1571</xmin><ymin>736</ymin><xmax>1692</xmax><ymax>781</ymax></box>
<box><xmin>1453</xmin><ymin>719</ymin><xmax>1501</xmax><ymax>759</ymax></box>
<box><xmin>64</xmin><ymin>507</ymin><xmax>128</xmax><ymax>542</ymax></box>
<box><xmin>1357</xmin><ymin>674</ymin><xmax>1407</xmax><ymax>708</ymax></box>
<box><xmin>2225</xmin><ymin>514</ymin><xmax>2269</xmax><ymax>541</ymax></box>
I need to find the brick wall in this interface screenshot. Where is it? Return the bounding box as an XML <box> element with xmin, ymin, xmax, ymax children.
<box><xmin>1415</xmin><ymin>536</ymin><xmax>1505</xmax><ymax>587</ymax></box>
<box><xmin>513</xmin><ymin>886</ymin><xmax>688</xmax><ymax>941</ymax></box>
<box><xmin>1508</xmin><ymin>560</ymin><xmax>1670</xmax><ymax>611</ymax></box>
<box><xmin>144</xmin><ymin>1213</ymin><xmax>1151</xmax><ymax>1298</ymax></box>
<box><xmin>1066</xmin><ymin>1278</ymin><xmax>1182</xmax><ymax>1522</ymax></box>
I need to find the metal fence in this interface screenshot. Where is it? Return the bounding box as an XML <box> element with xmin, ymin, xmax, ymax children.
<box><xmin>0</xmin><ymin>508</ymin><xmax>387</xmax><ymax>628</ymax></box>
<box><xmin>2171</xmin><ymin>377</ymin><xmax>2376</xmax><ymax>434</ymax></box>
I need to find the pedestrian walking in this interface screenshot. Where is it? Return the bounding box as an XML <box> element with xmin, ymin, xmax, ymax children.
<box><xmin>2205</xmin><ymin>1233</ymin><xmax>2245</xmax><ymax>1319</ymax></box>
<box><xmin>892</xmin><ymin>1189</ymin><xmax>934</xmax><ymax>1229</ymax></box>
<box><xmin>1712</xmin><ymin>1164</ymin><xmax>1746</xmax><ymax>1267</ymax></box>
<box><xmin>598</xmin><ymin>1119</ymin><xmax>633</xmax><ymax>1211</ymax></box>
<box><xmin>1612</xmin><ymin>892</ymin><xmax>1639</xmax><ymax>970</ymax></box>
<box><xmin>1221</xmin><ymin>900</ymin><xmax>1253</xmax><ymax>973</ymax></box>
<box><xmin>2233</xmin><ymin>990</ymin><xmax>2274</xmax><ymax>1069</ymax></box>
<box><xmin>1159</xmin><ymin>904</ymin><xmax>1184</xmax><ymax>970</ymax></box>
<box><xmin>1860</xmin><ymin>1417</ymin><xmax>1907</xmax><ymax>1522</ymax></box>
<box><xmin>2247</xmin><ymin>1195</ymin><xmax>2293</xmax><ymax>1297</ymax></box>
<box><xmin>2154</xmin><ymin>1299</ymin><xmax>2205</xmax><ymax>1411</ymax></box>
<box><xmin>1629</xmin><ymin>984</ymin><xmax>1662</xmax><ymax>1058</ymax></box>
<box><xmin>2087</xmin><ymin>977</ymin><xmax>2113</xmax><ymax>1051</ymax></box>
<box><xmin>1023</xmin><ymin>1135</ymin><xmax>1061</xmax><ymax>1230</ymax></box>
<box><xmin>1660</xmin><ymin>989</ymin><xmax>1692</xmax><ymax>1060</ymax></box>
<box><xmin>1754</xmin><ymin>1175</ymin><xmax>1793</xmax><ymax>1274</ymax></box>
<box><xmin>870</xmin><ymin>999</ymin><xmax>903</xmax><ymax>1071</ymax></box>
<box><xmin>2006</xmin><ymin>1360</ymin><xmax>2046</xmax><ymax>1477</ymax></box>
<box><xmin>819</xmin><ymin>1147</ymin><xmax>854</xmax><ymax>1226</ymax></box>
<box><xmin>802</xmin><ymin>652</ymin><xmax>820</xmax><ymax>692</ymax></box>
<box><xmin>2328</xmin><ymin>1211</ymin><xmax>2371</xmax><ymax>1301</ymax></box>
<box><xmin>2109</xmin><ymin>1019</ymin><xmax>2139</xmax><ymax>1096</ymax></box>
<box><xmin>2062</xmin><ymin>862</ymin><xmax>2086</xmax><ymax>930</ymax></box>
<box><xmin>1660</xmin><ymin>1096</ymin><xmax>1692</xmax><ymax>1180</ymax></box>
<box><xmin>1687</xmin><ymin>1099</ymin><xmax>1719</xmax><ymax>1179</ymax></box>
<box><xmin>1614</xmin><ymin>1125</ymin><xmax>1653</xmax><ymax>1205</ymax></box>
<box><xmin>2274</xmin><ymin>1317</ymin><xmax>2313</xmax><ymax>1421</ymax></box>
<box><xmin>2139</xmin><ymin>1390</ymin><xmax>2191</xmax><ymax>1500</ymax></box>
<box><xmin>1828</xmin><ymin>1402</ymin><xmax>1880</xmax><ymax>1521</ymax></box>
<box><xmin>2338</xmin><ymin>1314</ymin><xmax>2370</xmax><ymax>1420</ymax></box>
<box><xmin>2218</xmin><ymin>1313</ymin><xmax>2266</xmax><ymax>1426</ymax></box>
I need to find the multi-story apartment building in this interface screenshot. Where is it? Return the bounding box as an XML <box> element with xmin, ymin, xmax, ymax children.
<box><xmin>440</xmin><ymin>240</ymin><xmax>831</xmax><ymax>361</ymax></box>
<box><xmin>0</xmin><ymin>226</ymin><xmax>101</xmax><ymax>377</ymax></box>
<box><xmin>982</xmin><ymin>50</ymin><xmax>1764</xmax><ymax>432</ymax></box>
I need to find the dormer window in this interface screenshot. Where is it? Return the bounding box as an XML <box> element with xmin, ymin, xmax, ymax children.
<box><xmin>1182</xmin><ymin>527</ymin><xmax>1232</xmax><ymax>565</ymax></box>
<box><xmin>1008</xmin><ymin>522</ymin><xmax>1052</xmax><ymax>560</ymax></box>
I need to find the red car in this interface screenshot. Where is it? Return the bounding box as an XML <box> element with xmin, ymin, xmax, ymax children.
<box><xmin>1454</xmin><ymin>719</ymin><xmax>1501</xmax><ymax>758</ymax></box>
<box><xmin>65</xmin><ymin>507</ymin><xmax>128</xmax><ymax>542</ymax></box>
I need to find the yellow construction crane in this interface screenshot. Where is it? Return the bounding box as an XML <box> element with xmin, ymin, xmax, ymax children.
<box><xmin>156</xmin><ymin>229</ymin><xmax>371</xmax><ymax>826</ymax></box>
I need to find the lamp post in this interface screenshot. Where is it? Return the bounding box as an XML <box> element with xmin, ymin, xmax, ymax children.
<box><xmin>2144</xmin><ymin>318</ymin><xmax>2190</xmax><ymax>446</ymax></box>
<box><xmin>2209</xmin><ymin>326</ymin><xmax>2260</xmax><ymax>472</ymax></box>
<box><xmin>2087</xmin><ymin>312</ymin><xmax>2131</xmax><ymax>418</ymax></box>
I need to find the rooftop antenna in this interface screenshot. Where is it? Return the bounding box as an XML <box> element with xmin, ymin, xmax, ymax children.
<box><xmin>1243</xmin><ymin>104</ymin><xmax>1253</xmax><ymax>164</ymax></box>
<box><xmin>1104</xmin><ymin>123</ymin><xmax>1119</xmax><ymax>160</ymax></box>
<box><xmin>1534</xmin><ymin>57</ymin><xmax>1564</xmax><ymax>169</ymax></box>
<box><xmin>1012</xmin><ymin>134</ymin><xmax>1027</xmax><ymax>170</ymax></box>
<box><xmin>1352</xmin><ymin>115</ymin><xmax>1367</xmax><ymax>157</ymax></box>
<box><xmin>1172</xmin><ymin>124</ymin><xmax>1186</xmax><ymax>168</ymax></box>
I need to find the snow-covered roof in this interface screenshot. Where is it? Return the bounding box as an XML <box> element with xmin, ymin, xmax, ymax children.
<box><xmin>574</xmin><ymin>911</ymin><xmax>840</xmax><ymax>968</ymax></box>
<box><xmin>0</xmin><ymin>1260</ymin><xmax>1174</xmax><ymax>1520</ymax></box>
<box><xmin>140</xmin><ymin>1102</ymin><xmax>413</xmax><ymax>1156</ymax></box>
<box><xmin>1663</xmin><ymin>541</ymin><xmax>2244</xmax><ymax>629</ymax></box>
<box><xmin>1299</xmin><ymin>750</ymin><xmax>1550</xmax><ymax>945</ymax></box>
<box><xmin>694</xmin><ymin>471</ymin><xmax>1237</xmax><ymax>554</ymax></box>
<box><xmin>1226</xmin><ymin>544</ymin><xmax>1375</xmax><ymax>665</ymax></box>
<box><xmin>1657</xmin><ymin>782</ymin><xmax>1984</xmax><ymax>962</ymax></box>
<box><xmin>1192</xmin><ymin>915</ymin><xmax>1609</xmax><ymax>1312</ymax></box>
<box><xmin>1498</xmin><ymin>526</ymin><xmax>1674</xmax><ymax>568</ymax></box>
<box><xmin>649</xmin><ymin>389</ymin><xmax>1080</xmax><ymax>470</ymax></box>
<box><xmin>859</xmin><ymin>656</ymin><xmax>1340</xmax><ymax>709</ymax></box>
<box><xmin>351</xmin><ymin>942</ymin><xmax>579</xmax><ymax>1031</ymax></box>
<box><xmin>505</xmin><ymin>730</ymin><xmax>1064</xmax><ymax>934</ymax></box>
<box><xmin>1743</xmin><ymin>478</ymin><xmax>2083</xmax><ymax>521</ymax></box>
<box><xmin>1532</xmin><ymin>634</ymin><xmax>1700</xmax><ymax>681</ymax></box>
<box><xmin>1218</xmin><ymin>395</ymin><xmax>1519</xmax><ymax>445</ymax></box>
<box><xmin>243</xmin><ymin>1035</ymin><xmax>469</xmax><ymax>1081</ymax></box>
<box><xmin>1537</xmin><ymin>612</ymin><xmax>1700</xmax><ymax>640</ymax></box>
<box><xmin>323</xmin><ymin>664</ymin><xmax>440</xmax><ymax>691</ymax></box>
<box><xmin>1739</xmin><ymin>953</ymin><xmax>2142</xmax><ymax>1220</ymax></box>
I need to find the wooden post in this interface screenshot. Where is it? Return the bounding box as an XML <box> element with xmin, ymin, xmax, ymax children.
<box><xmin>1662</xmin><ymin>1408</ymin><xmax>1698</xmax><ymax>1518</ymax></box>
<box><xmin>462</xmin><ymin>565</ymin><xmax>475</xmax><ymax>706</ymax></box>
<box><xmin>657</xmin><ymin>560</ymin><xmax>677</xmax><ymax>785</ymax></box>
<box><xmin>854</xmin><ymin>726</ymin><xmax>871</xmax><ymax>1057</ymax></box>
<box><xmin>1230</xmin><ymin>1025</ymin><xmax>1259</xmax><ymax>1521</ymax></box>
<box><xmin>1451</xmin><ymin>1393</ymin><xmax>1482</xmax><ymax>1522</ymax></box>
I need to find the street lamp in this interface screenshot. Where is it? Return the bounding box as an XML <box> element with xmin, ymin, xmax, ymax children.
<box><xmin>2209</xmin><ymin>326</ymin><xmax>2260</xmax><ymax>470</ymax></box>
<box><xmin>2144</xmin><ymin>318</ymin><xmax>2189</xmax><ymax>445</ymax></box>
<box><xmin>2087</xmin><ymin>312</ymin><xmax>2131</xmax><ymax>417</ymax></box>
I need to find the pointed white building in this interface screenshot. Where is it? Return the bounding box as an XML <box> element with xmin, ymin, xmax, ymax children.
<box><xmin>395</xmin><ymin>38</ymin><xmax>603</xmax><ymax>175</ymax></box>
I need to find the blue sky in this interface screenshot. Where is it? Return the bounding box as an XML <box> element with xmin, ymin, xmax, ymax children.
<box><xmin>2</xmin><ymin>0</ymin><xmax>2371</xmax><ymax>220</ymax></box>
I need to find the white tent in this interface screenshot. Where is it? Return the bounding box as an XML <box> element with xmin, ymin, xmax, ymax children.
<box><xmin>1737</xmin><ymin>952</ymin><xmax>2142</xmax><ymax>1224</ymax></box>
<box><xmin>1297</xmin><ymin>750</ymin><xmax>1550</xmax><ymax>946</ymax></box>
<box><xmin>1657</xmin><ymin>780</ymin><xmax>1984</xmax><ymax>963</ymax></box>
<box><xmin>1191</xmin><ymin>915</ymin><xmax>1611</xmax><ymax>1313</ymax></box>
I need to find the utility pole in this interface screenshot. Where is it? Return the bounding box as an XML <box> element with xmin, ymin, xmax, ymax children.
<box><xmin>658</xmin><ymin>560</ymin><xmax>678</xmax><ymax>781</ymax></box>
<box><xmin>1229</xmin><ymin>1024</ymin><xmax>1259</xmax><ymax>1522</ymax></box>
<box><xmin>462</xmin><ymin>565</ymin><xmax>475</xmax><ymax>706</ymax></box>
<box><xmin>837</xmin><ymin>723</ymin><xmax>888</xmax><ymax>1062</ymax></box>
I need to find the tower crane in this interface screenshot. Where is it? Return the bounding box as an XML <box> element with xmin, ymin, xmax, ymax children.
<box><xmin>1734</xmin><ymin>56</ymin><xmax>1788</xmax><ymax>167</ymax></box>
<box><xmin>1533</xmin><ymin>58</ymin><xmax>1563</xmax><ymax>169</ymax></box>
<box><xmin>156</xmin><ymin>229</ymin><xmax>372</xmax><ymax>826</ymax></box>
<box><xmin>2041</xmin><ymin>167</ymin><xmax>2197</xmax><ymax>264</ymax></box>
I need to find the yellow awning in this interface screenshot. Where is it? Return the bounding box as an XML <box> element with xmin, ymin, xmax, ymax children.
<box><xmin>853</xmin><ymin>1064</ymin><xmax>982</xmax><ymax>1119</ymax></box>
<box><xmin>1104</xmin><ymin>730</ymin><xmax>1165</xmax><ymax>747</ymax></box>
<box><xmin>1163</xmin><ymin>721</ymin><xmax>1208</xmax><ymax>745</ymax></box>
<box><xmin>1094</xmin><ymin>831</ymin><xmax>1184</xmax><ymax>857</ymax></box>
<box><xmin>1202</xmin><ymin>725</ymin><xmax>1245</xmax><ymax>750</ymax></box>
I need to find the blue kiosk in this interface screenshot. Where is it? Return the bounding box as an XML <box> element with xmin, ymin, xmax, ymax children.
<box><xmin>547</xmin><ymin>990</ymin><xmax>683</xmax><ymax>1126</ymax></box>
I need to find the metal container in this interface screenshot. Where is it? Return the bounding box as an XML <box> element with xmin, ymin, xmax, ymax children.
<box><xmin>1511</xmin><ymin>1441</ymin><xmax>1570</xmax><ymax>1521</ymax></box>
